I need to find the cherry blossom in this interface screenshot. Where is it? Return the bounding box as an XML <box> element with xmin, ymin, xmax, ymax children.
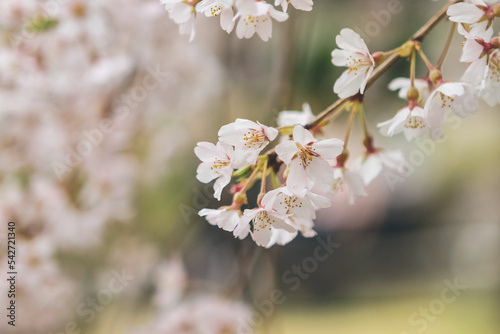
<box><xmin>332</xmin><ymin>167</ymin><xmax>367</xmax><ymax>204</ymax></box>
<box><xmin>218</xmin><ymin>118</ymin><xmax>279</xmax><ymax>164</ymax></box>
<box><xmin>196</xmin><ymin>0</ymin><xmax>236</xmax><ymax>33</ymax></box>
<box><xmin>389</xmin><ymin>77</ymin><xmax>431</xmax><ymax>102</ymax></box>
<box><xmin>447</xmin><ymin>0</ymin><xmax>498</xmax><ymax>28</ymax></box>
<box><xmin>352</xmin><ymin>150</ymin><xmax>406</xmax><ymax>186</ymax></box>
<box><xmin>262</xmin><ymin>185</ymin><xmax>331</xmax><ymax>236</ymax></box>
<box><xmin>275</xmin><ymin>125</ymin><xmax>344</xmax><ymax>196</ymax></box>
<box><xmin>277</xmin><ymin>103</ymin><xmax>315</xmax><ymax>128</ymax></box>
<box><xmin>331</xmin><ymin>28</ymin><xmax>375</xmax><ymax>98</ymax></box>
<box><xmin>378</xmin><ymin>106</ymin><xmax>428</xmax><ymax>141</ymax></box>
<box><xmin>242</xmin><ymin>207</ymin><xmax>296</xmax><ymax>247</ymax></box>
<box><xmin>424</xmin><ymin>82</ymin><xmax>477</xmax><ymax>139</ymax></box>
<box><xmin>161</xmin><ymin>0</ymin><xmax>197</xmax><ymax>41</ymax></box>
<box><xmin>195</xmin><ymin>141</ymin><xmax>243</xmax><ymax>200</ymax></box>
<box><xmin>234</xmin><ymin>0</ymin><xmax>288</xmax><ymax>41</ymax></box>
<box><xmin>275</xmin><ymin>0</ymin><xmax>313</xmax><ymax>12</ymax></box>
<box><xmin>199</xmin><ymin>207</ymin><xmax>245</xmax><ymax>236</ymax></box>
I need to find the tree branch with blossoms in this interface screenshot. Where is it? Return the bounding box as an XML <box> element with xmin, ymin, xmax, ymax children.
<box><xmin>186</xmin><ymin>0</ymin><xmax>500</xmax><ymax>248</ymax></box>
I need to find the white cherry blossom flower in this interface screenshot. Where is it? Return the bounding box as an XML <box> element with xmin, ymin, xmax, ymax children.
<box><xmin>277</xmin><ymin>103</ymin><xmax>315</xmax><ymax>128</ymax></box>
<box><xmin>262</xmin><ymin>185</ymin><xmax>330</xmax><ymax>236</ymax></box>
<box><xmin>378</xmin><ymin>105</ymin><xmax>428</xmax><ymax>141</ymax></box>
<box><xmin>448</xmin><ymin>0</ymin><xmax>490</xmax><ymax>24</ymax></box>
<box><xmin>161</xmin><ymin>0</ymin><xmax>197</xmax><ymax>41</ymax></box>
<box><xmin>195</xmin><ymin>141</ymin><xmax>243</xmax><ymax>200</ymax></box>
<box><xmin>477</xmin><ymin>50</ymin><xmax>500</xmax><ymax>106</ymax></box>
<box><xmin>352</xmin><ymin>150</ymin><xmax>406</xmax><ymax>185</ymax></box>
<box><xmin>388</xmin><ymin>77</ymin><xmax>431</xmax><ymax>102</ymax></box>
<box><xmin>332</xmin><ymin>167</ymin><xmax>367</xmax><ymax>204</ymax></box>
<box><xmin>234</xmin><ymin>0</ymin><xmax>288</xmax><ymax>41</ymax></box>
<box><xmin>242</xmin><ymin>207</ymin><xmax>296</xmax><ymax>247</ymax></box>
<box><xmin>199</xmin><ymin>207</ymin><xmax>249</xmax><ymax>239</ymax></box>
<box><xmin>424</xmin><ymin>82</ymin><xmax>477</xmax><ymax>139</ymax></box>
<box><xmin>275</xmin><ymin>125</ymin><xmax>344</xmax><ymax>196</ymax></box>
<box><xmin>274</xmin><ymin>0</ymin><xmax>313</xmax><ymax>12</ymax></box>
<box><xmin>196</xmin><ymin>0</ymin><xmax>235</xmax><ymax>33</ymax></box>
<box><xmin>218</xmin><ymin>118</ymin><xmax>279</xmax><ymax>164</ymax></box>
<box><xmin>458</xmin><ymin>21</ymin><xmax>495</xmax><ymax>84</ymax></box>
<box><xmin>331</xmin><ymin>28</ymin><xmax>375</xmax><ymax>98</ymax></box>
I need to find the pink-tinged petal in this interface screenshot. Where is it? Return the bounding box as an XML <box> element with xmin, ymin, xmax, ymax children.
<box><xmin>462</xmin><ymin>58</ymin><xmax>487</xmax><ymax>85</ymax></box>
<box><xmin>252</xmin><ymin>227</ymin><xmax>273</xmax><ymax>247</ymax></box>
<box><xmin>261</xmin><ymin>188</ymin><xmax>281</xmax><ymax>211</ymax></box>
<box><xmin>447</xmin><ymin>3</ymin><xmax>484</xmax><ymax>23</ymax></box>
<box><xmin>234</xmin><ymin>214</ymin><xmax>252</xmax><ymax>238</ymax></box>
<box><xmin>377</xmin><ymin>108</ymin><xmax>410</xmax><ymax>137</ymax></box>
<box><xmin>286</xmin><ymin>159</ymin><xmax>308</xmax><ymax>196</ymax></box>
<box><xmin>424</xmin><ymin>93</ymin><xmax>446</xmax><ymax>129</ymax></box>
<box><xmin>336</xmin><ymin>28</ymin><xmax>369</xmax><ymax>54</ymax></box>
<box><xmin>195</xmin><ymin>142</ymin><xmax>223</xmax><ymax>161</ymax></box>
<box><xmin>235</xmin><ymin>222</ymin><xmax>250</xmax><ymax>239</ymax></box>
<box><xmin>267</xmin><ymin>228</ymin><xmax>298</xmax><ymax>247</ymax></box>
<box><xmin>460</xmin><ymin>39</ymin><xmax>484</xmax><ymax>63</ymax></box>
<box><xmin>220</xmin><ymin>7</ymin><xmax>235</xmax><ymax>33</ymax></box>
<box><xmin>436</xmin><ymin>82</ymin><xmax>465</xmax><ymax>97</ymax></box>
<box><xmin>218</xmin><ymin>211</ymin><xmax>241</xmax><ymax>231</ymax></box>
<box><xmin>360</xmin><ymin>155</ymin><xmax>383</xmax><ymax>185</ymax></box>
<box><xmin>331</xmin><ymin>49</ymin><xmax>351</xmax><ymax>67</ymax></box>
<box><xmin>256</xmin><ymin>18</ymin><xmax>272</xmax><ymax>41</ymax></box>
<box><xmin>170</xmin><ymin>3</ymin><xmax>194</xmax><ymax>24</ymax></box>
<box><xmin>272</xmin><ymin>217</ymin><xmax>297</xmax><ymax>233</ymax></box>
<box><xmin>275</xmin><ymin>140</ymin><xmax>298</xmax><ymax>164</ymax></box>
<box><xmin>213</xmin><ymin>169</ymin><xmax>232</xmax><ymax>200</ymax></box>
<box><xmin>196</xmin><ymin>162</ymin><xmax>220</xmax><ymax>183</ymax></box>
<box><xmin>359</xmin><ymin>66</ymin><xmax>374</xmax><ymax>94</ymax></box>
<box><xmin>261</xmin><ymin>124</ymin><xmax>279</xmax><ymax>141</ymax></box>
<box><xmin>236</xmin><ymin>0</ymin><xmax>258</xmax><ymax>14</ymax></box>
<box><xmin>268</xmin><ymin>7</ymin><xmax>288</xmax><ymax>21</ymax></box>
<box><xmin>306</xmin><ymin>157</ymin><xmax>334</xmax><ymax>189</ymax></box>
<box><xmin>307</xmin><ymin>192</ymin><xmax>331</xmax><ymax>209</ymax></box>
<box><xmin>292</xmin><ymin>125</ymin><xmax>316</xmax><ymax>145</ymax></box>
<box><xmin>344</xmin><ymin>170</ymin><xmax>367</xmax><ymax>204</ymax></box>
<box><xmin>312</xmin><ymin>138</ymin><xmax>344</xmax><ymax>159</ymax></box>
<box><xmin>334</xmin><ymin>68</ymin><xmax>366</xmax><ymax>98</ymax></box>
<box><xmin>290</xmin><ymin>0</ymin><xmax>313</xmax><ymax>11</ymax></box>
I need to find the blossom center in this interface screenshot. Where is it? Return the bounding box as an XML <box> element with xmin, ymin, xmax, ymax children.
<box><xmin>211</xmin><ymin>158</ymin><xmax>230</xmax><ymax>174</ymax></box>
<box><xmin>243</xmin><ymin>129</ymin><xmax>266</xmax><ymax>148</ymax></box>
<box><xmin>253</xmin><ymin>211</ymin><xmax>274</xmax><ymax>231</ymax></box>
<box><xmin>439</xmin><ymin>93</ymin><xmax>455</xmax><ymax>108</ymax></box>
<box><xmin>404</xmin><ymin>116</ymin><xmax>425</xmax><ymax>129</ymax></box>
<box><xmin>296</xmin><ymin>143</ymin><xmax>319</xmax><ymax>167</ymax></box>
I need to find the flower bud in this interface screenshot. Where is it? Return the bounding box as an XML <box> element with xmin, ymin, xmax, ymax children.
<box><xmin>233</xmin><ymin>191</ymin><xmax>248</xmax><ymax>207</ymax></box>
<box><xmin>429</xmin><ymin>69</ymin><xmax>442</xmax><ymax>84</ymax></box>
<box><xmin>406</xmin><ymin>86</ymin><xmax>420</xmax><ymax>101</ymax></box>
<box><xmin>493</xmin><ymin>4</ymin><xmax>500</xmax><ymax>17</ymax></box>
<box><xmin>372</xmin><ymin>52</ymin><xmax>386</xmax><ymax>66</ymax></box>
<box><xmin>399</xmin><ymin>41</ymin><xmax>415</xmax><ymax>58</ymax></box>
<box><xmin>491</xmin><ymin>37</ymin><xmax>500</xmax><ymax>49</ymax></box>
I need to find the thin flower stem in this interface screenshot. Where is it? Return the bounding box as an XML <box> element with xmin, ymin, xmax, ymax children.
<box><xmin>410</xmin><ymin>48</ymin><xmax>417</xmax><ymax>87</ymax></box>
<box><xmin>343</xmin><ymin>104</ymin><xmax>358</xmax><ymax>150</ymax></box>
<box><xmin>259</xmin><ymin>158</ymin><xmax>268</xmax><ymax>197</ymax></box>
<box><xmin>304</xmin><ymin>0</ymin><xmax>462</xmax><ymax>131</ymax></box>
<box><xmin>436</xmin><ymin>22</ymin><xmax>457</xmax><ymax>69</ymax></box>
<box><xmin>416</xmin><ymin>44</ymin><xmax>435</xmax><ymax>71</ymax></box>
<box><xmin>358</xmin><ymin>104</ymin><xmax>370</xmax><ymax>140</ymax></box>
<box><xmin>239</xmin><ymin>160</ymin><xmax>263</xmax><ymax>194</ymax></box>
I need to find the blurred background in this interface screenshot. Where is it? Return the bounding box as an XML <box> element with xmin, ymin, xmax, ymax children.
<box><xmin>0</xmin><ymin>0</ymin><xmax>499</xmax><ymax>333</ymax></box>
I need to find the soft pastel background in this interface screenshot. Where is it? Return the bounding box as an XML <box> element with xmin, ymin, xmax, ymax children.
<box><xmin>0</xmin><ymin>0</ymin><xmax>499</xmax><ymax>333</ymax></box>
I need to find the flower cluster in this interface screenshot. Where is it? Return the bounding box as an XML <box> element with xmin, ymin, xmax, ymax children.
<box><xmin>159</xmin><ymin>0</ymin><xmax>313</xmax><ymax>41</ymax></box>
<box><xmin>195</xmin><ymin>1</ymin><xmax>500</xmax><ymax>248</ymax></box>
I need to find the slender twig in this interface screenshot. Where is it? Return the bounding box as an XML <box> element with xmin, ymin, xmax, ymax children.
<box><xmin>304</xmin><ymin>0</ymin><xmax>462</xmax><ymax>131</ymax></box>
<box><xmin>436</xmin><ymin>22</ymin><xmax>457</xmax><ymax>69</ymax></box>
